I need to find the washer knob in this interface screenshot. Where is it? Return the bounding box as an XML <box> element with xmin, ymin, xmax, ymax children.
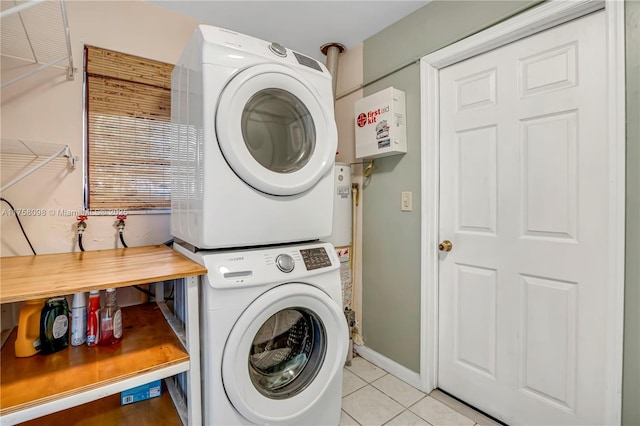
<box><xmin>269</xmin><ymin>42</ymin><xmax>287</xmax><ymax>57</ymax></box>
<box><xmin>276</xmin><ymin>254</ymin><xmax>295</xmax><ymax>273</ymax></box>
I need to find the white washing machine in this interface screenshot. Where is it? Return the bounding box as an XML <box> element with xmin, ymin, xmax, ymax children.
<box><xmin>174</xmin><ymin>241</ymin><xmax>349</xmax><ymax>425</ymax></box>
<box><xmin>171</xmin><ymin>25</ymin><xmax>338</xmax><ymax>249</ymax></box>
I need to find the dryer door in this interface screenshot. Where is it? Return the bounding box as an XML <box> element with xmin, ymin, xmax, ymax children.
<box><xmin>216</xmin><ymin>64</ymin><xmax>337</xmax><ymax>196</ymax></box>
<box><xmin>222</xmin><ymin>283</ymin><xmax>348</xmax><ymax>424</ymax></box>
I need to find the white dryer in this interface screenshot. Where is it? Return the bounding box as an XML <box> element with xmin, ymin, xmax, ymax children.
<box><xmin>174</xmin><ymin>241</ymin><xmax>349</xmax><ymax>425</ymax></box>
<box><xmin>171</xmin><ymin>25</ymin><xmax>338</xmax><ymax>249</ymax></box>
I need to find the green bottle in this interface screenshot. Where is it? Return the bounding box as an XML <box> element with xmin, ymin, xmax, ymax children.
<box><xmin>40</xmin><ymin>297</ymin><xmax>70</xmax><ymax>354</ymax></box>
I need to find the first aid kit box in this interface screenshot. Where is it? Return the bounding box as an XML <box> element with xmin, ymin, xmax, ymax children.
<box><xmin>354</xmin><ymin>87</ymin><xmax>406</xmax><ymax>160</ymax></box>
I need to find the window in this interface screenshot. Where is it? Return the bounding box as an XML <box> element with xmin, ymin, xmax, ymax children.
<box><xmin>85</xmin><ymin>46</ymin><xmax>173</xmax><ymax>211</ymax></box>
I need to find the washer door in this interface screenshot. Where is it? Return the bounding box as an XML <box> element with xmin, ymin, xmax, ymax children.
<box><xmin>216</xmin><ymin>64</ymin><xmax>337</xmax><ymax>196</ymax></box>
<box><xmin>222</xmin><ymin>283</ymin><xmax>348</xmax><ymax>424</ymax></box>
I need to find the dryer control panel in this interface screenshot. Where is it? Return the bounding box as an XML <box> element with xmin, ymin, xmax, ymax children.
<box><xmin>197</xmin><ymin>24</ymin><xmax>326</xmax><ymax>75</ymax></box>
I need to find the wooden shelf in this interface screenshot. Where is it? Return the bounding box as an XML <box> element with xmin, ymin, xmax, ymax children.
<box><xmin>0</xmin><ymin>245</ymin><xmax>204</xmax><ymax>424</ymax></box>
<box><xmin>0</xmin><ymin>303</ymin><xmax>189</xmax><ymax>420</ymax></box>
<box><xmin>0</xmin><ymin>245</ymin><xmax>207</xmax><ymax>304</ymax></box>
<box><xmin>19</xmin><ymin>381</ymin><xmax>181</xmax><ymax>426</ymax></box>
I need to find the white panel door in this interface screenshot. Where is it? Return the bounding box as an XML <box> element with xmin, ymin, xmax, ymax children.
<box><xmin>438</xmin><ymin>12</ymin><xmax>609</xmax><ymax>425</ymax></box>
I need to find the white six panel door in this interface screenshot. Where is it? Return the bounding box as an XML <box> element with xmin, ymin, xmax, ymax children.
<box><xmin>438</xmin><ymin>12</ymin><xmax>609</xmax><ymax>425</ymax></box>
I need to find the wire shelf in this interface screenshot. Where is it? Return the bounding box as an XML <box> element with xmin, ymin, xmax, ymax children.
<box><xmin>0</xmin><ymin>139</ymin><xmax>76</xmax><ymax>192</ymax></box>
<box><xmin>1</xmin><ymin>0</ymin><xmax>75</xmax><ymax>88</ymax></box>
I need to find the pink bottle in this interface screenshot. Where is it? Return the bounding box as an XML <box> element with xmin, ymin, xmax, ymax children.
<box><xmin>99</xmin><ymin>288</ymin><xmax>122</xmax><ymax>345</ymax></box>
<box><xmin>86</xmin><ymin>290</ymin><xmax>100</xmax><ymax>346</ymax></box>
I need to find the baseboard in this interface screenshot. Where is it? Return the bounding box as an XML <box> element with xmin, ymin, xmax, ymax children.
<box><xmin>354</xmin><ymin>344</ymin><xmax>423</xmax><ymax>390</ymax></box>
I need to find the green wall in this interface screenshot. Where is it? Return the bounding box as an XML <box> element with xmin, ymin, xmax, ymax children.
<box><xmin>361</xmin><ymin>1</ymin><xmax>539</xmax><ymax>373</ymax></box>
<box><xmin>361</xmin><ymin>63</ymin><xmax>422</xmax><ymax>372</ymax></box>
<box><xmin>623</xmin><ymin>1</ymin><xmax>639</xmax><ymax>425</ymax></box>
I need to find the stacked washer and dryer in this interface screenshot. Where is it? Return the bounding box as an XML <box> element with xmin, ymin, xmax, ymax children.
<box><xmin>170</xmin><ymin>25</ymin><xmax>349</xmax><ymax>426</ymax></box>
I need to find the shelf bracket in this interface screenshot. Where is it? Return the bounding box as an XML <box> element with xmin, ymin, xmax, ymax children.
<box><xmin>63</xmin><ymin>145</ymin><xmax>76</xmax><ymax>169</ymax></box>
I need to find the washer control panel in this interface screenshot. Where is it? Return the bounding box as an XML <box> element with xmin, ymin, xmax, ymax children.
<box><xmin>275</xmin><ymin>253</ymin><xmax>295</xmax><ymax>273</ymax></box>
<box><xmin>300</xmin><ymin>247</ymin><xmax>332</xmax><ymax>270</ymax></box>
<box><xmin>183</xmin><ymin>242</ymin><xmax>339</xmax><ymax>289</ymax></box>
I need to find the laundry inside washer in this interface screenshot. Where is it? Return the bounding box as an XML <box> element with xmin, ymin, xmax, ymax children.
<box><xmin>249</xmin><ymin>308</ymin><xmax>326</xmax><ymax>395</ymax></box>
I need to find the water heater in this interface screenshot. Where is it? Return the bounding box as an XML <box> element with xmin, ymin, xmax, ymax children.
<box><xmin>325</xmin><ymin>163</ymin><xmax>352</xmax><ymax>309</ymax></box>
<box><xmin>326</xmin><ymin>163</ymin><xmax>352</xmax><ymax>247</ymax></box>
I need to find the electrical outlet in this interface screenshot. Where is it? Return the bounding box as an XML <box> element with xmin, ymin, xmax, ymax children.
<box><xmin>401</xmin><ymin>192</ymin><xmax>412</xmax><ymax>211</ymax></box>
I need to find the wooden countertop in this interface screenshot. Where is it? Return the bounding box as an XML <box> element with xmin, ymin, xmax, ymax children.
<box><xmin>0</xmin><ymin>245</ymin><xmax>207</xmax><ymax>304</ymax></box>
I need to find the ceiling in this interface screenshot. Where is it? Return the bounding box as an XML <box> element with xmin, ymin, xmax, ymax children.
<box><xmin>148</xmin><ymin>1</ymin><xmax>430</xmax><ymax>62</ymax></box>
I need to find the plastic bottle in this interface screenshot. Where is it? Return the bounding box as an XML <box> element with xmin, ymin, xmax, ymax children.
<box><xmin>86</xmin><ymin>290</ymin><xmax>100</xmax><ymax>347</ymax></box>
<box><xmin>39</xmin><ymin>297</ymin><xmax>70</xmax><ymax>354</ymax></box>
<box><xmin>70</xmin><ymin>292</ymin><xmax>87</xmax><ymax>346</ymax></box>
<box><xmin>15</xmin><ymin>299</ymin><xmax>45</xmax><ymax>357</ymax></box>
<box><xmin>99</xmin><ymin>288</ymin><xmax>122</xmax><ymax>345</ymax></box>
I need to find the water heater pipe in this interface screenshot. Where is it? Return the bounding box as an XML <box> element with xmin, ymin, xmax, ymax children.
<box><xmin>320</xmin><ymin>42</ymin><xmax>346</xmax><ymax>100</ymax></box>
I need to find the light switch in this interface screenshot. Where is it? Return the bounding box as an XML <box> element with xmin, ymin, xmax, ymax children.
<box><xmin>401</xmin><ymin>192</ymin><xmax>412</xmax><ymax>211</ymax></box>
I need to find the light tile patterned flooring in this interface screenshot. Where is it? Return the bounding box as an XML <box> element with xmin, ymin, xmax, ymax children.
<box><xmin>341</xmin><ymin>357</ymin><xmax>501</xmax><ymax>426</ymax></box>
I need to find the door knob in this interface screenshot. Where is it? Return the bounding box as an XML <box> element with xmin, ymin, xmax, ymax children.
<box><xmin>439</xmin><ymin>240</ymin><xmax>453</xmax><ymax>252</ymax></box>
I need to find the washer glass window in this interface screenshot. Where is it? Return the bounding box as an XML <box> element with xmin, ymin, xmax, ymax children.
<box><xmin>248</xmin><ymin>307</ymin><xmax>326</xmax><ymax>399</ymax></box>
<box><xmin>241</xmin><ymin>89</ymin><xmax>316</xmax><ymax>174</ymax></box>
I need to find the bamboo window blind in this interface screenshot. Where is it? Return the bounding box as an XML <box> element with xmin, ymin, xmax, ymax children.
<box><xmin>85</xmin><ymin>46</ymin><xmax>174</xmax><ymax>211</ymax></box>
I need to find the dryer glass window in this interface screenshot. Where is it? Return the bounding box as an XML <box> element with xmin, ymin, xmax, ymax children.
<box><xmin>249</xmin><ymin>307</ymin><xmax>326</xmax><ymax>399</ymax></box>
<box><xmin>241</xmin><ymin>89</ymin><xmax>316</xmax><ymax>174</ymax></box>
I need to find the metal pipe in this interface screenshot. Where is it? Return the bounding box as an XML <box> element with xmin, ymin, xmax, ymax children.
<box><xmin>320</xmin><ymin>43</ymin><xmax>346</xmax><ymax>101</ymax></box>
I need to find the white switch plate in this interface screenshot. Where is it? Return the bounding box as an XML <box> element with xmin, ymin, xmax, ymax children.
<box><xmin>401</xmin><ymin>191</ymin><xmax>412</xmax><ymax>211</ymax></box>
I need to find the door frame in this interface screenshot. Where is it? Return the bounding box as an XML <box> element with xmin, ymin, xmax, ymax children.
<box><xmin>418</xmin><ymin>0</ymin><xmax>626</xmax><ymax>423</ymax></box>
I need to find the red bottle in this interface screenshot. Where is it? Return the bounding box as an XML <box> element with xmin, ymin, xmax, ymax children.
<box><xmin>86</xmin><ymin>290</ymin><xmax>100</xmax><ymax>346</ymax></box>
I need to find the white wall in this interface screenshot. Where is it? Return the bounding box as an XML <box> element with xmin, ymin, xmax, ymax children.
<box><xmin>1</xmin><ymin>0</ymin><xmax>201</xmax><ymax>257</ymax></box>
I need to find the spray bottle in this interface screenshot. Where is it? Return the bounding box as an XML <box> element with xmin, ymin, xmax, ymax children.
<box><xmin>86</xmin><ymin>290</ymin><xmax>100</xmax><ymax>346</ymax></box>
<box><xmin>99</xmin><ymin>288</ymin><xmax>122</xmax><ymax>345</ymax></box>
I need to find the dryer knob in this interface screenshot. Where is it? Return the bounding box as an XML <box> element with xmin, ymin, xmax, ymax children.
<box><xmin>276</xmin><ymin>254</ymin><xmax>295</xmax><ymax>273</ymax></box>
<box><xmin>269</xmin><ymin>42</ymin><xmax>287</xmax><ymax>57</ymax></box>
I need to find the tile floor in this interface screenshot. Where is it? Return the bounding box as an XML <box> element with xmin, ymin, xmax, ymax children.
<box><xmin>341</xmin><ymin>357</ymin><xmax>500</xmax><ymax>426</ymax></box>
